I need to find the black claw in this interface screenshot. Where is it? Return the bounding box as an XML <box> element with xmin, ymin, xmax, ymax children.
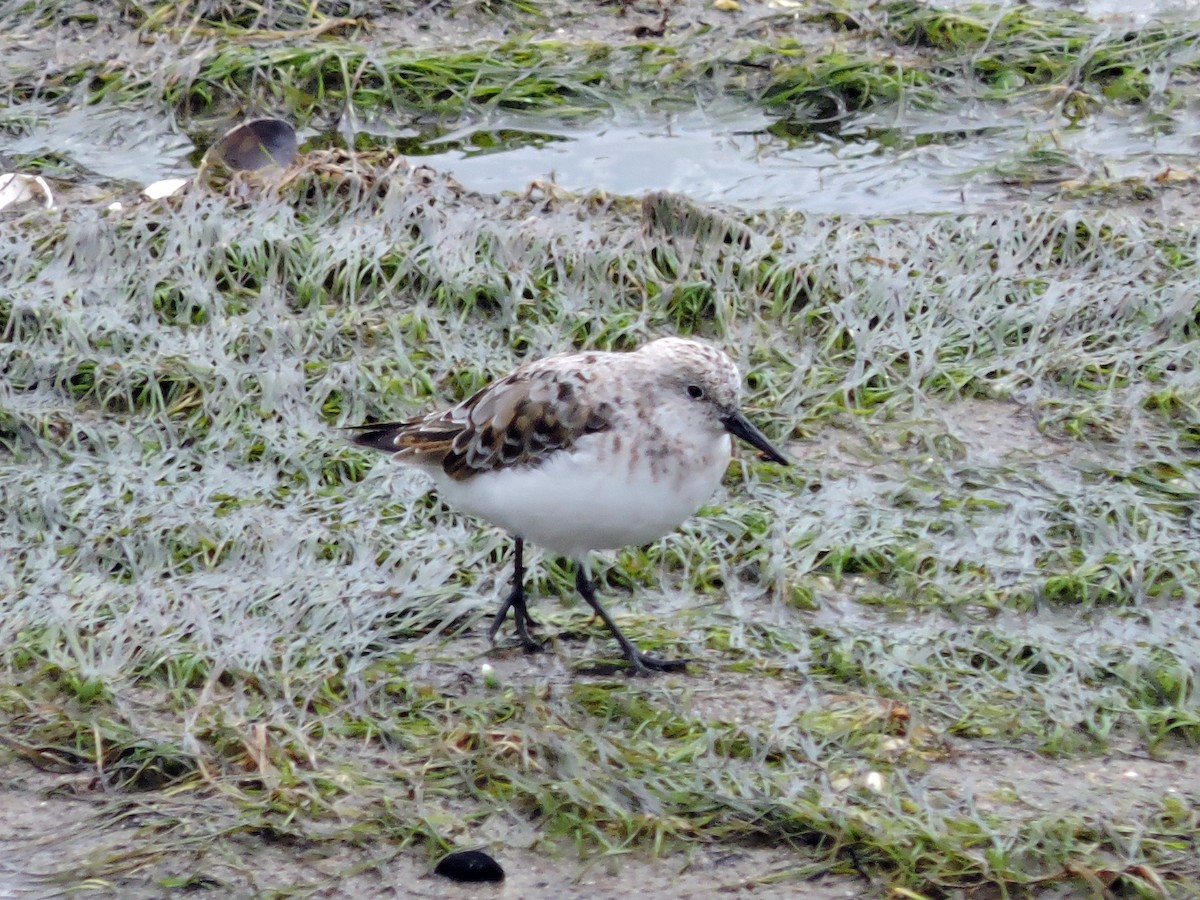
<box><xmin>490</xmin><ymin>586</ymin><xmax>543</xmax><ymax>650</ymax></box>
<box><xmin>511</xmin><ymin>601</ymin><xmax>543</xmax><ymax>654</ymax></box>
<box><xmin>629</xmin><ymin>653</ymin><xmax>689</xmax><ymax>675</ymax></box>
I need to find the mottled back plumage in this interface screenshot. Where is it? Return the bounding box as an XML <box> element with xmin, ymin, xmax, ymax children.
<box><xmin>351</xmin><ymin>358</ymin><xmax>614</xmax><ymax>480</ymax></box>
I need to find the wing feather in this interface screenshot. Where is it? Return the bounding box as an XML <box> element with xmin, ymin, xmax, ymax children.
<box><xmin>350</xmin><ymin>366</ymin><xmax>613</xmax><ymax>481</ymax></box>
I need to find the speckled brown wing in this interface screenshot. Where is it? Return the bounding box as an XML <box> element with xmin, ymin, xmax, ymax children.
<box><xmin>351</xmin><ymin>369</ymin><xmax>613</xmax><ymax>481</ymax></box>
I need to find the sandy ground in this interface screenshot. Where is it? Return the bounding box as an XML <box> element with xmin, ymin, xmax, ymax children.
<box><xmin>0</xmin><ymin>756</ymin><xmax>869</xmax><ymax>898</ymax></box>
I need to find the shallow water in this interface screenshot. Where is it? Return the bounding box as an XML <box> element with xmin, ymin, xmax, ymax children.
<box><xmin>417</xmin><ymin>99</ymin><xmax>1200</xmax><ymax>212</ymax></box>
<box><xmin>19</xmin><ymin>97</ymin><xmax>1193</xmax><ymax>216</ymax></box>
<box><xmin>411</xmin><ymin>108</ymin><xmax>1003</xmax><ymax>214</ymax></box>
<box><xmin>5</xmin><ymin>102</ymin><xmax>194</xmax><ymax>186</ymax></box>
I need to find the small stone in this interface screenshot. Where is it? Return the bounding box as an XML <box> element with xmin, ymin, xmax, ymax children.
<box><xmin>434</xmin><ymin>849</ymin><xmax>505</xmax><ymax>883</ymax></box>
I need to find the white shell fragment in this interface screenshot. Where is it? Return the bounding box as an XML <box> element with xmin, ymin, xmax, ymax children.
<box><xmin>141</xmin><ymin>178</ymin><xmax>189</xmax><ymax>200</ymax></box>
<box><xmin>0</xmin><ymin>173</ymin><xmax>54</xmax><ymax>211</ymax></box>
<box><xmin>481</xmin><ymin>663</ymin><xmax>500</xmax><ymax>689</ymax></box>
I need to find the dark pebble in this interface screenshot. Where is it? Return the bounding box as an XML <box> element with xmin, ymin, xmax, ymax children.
<box><xmin>434</xmin><ymin>849</ymin><xmax>505</xmax><ymax>883</ymax></box>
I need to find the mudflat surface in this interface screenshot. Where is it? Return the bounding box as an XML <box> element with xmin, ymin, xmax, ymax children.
<box><xmin>3</xmin><ymin>0</ymin><xmax>1200</xmax><ymax>897</ymax></box>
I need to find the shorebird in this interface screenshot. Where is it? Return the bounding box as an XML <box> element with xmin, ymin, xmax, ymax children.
<box><xmin>352</xmin><ymin>337</ymin><xmax>789</xmax><ymax>675</ymax></box>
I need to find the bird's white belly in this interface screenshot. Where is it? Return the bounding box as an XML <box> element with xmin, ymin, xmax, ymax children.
<box><xmin>431</xmin><ymin>437</ymin><xmax>732</xmax><ymax>557</ymax></box>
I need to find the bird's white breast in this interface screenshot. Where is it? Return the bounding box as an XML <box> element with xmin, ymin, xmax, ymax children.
<box><xmin>430</xmin><ymin>432</ymin><xmax>733</xmax><ymax>557</ymax></box>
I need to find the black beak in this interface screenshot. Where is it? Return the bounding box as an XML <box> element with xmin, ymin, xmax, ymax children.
<box><xmin>721</xmin><ymin>411</ymin><xmax>789</xmax><ymax>466</ymax></box>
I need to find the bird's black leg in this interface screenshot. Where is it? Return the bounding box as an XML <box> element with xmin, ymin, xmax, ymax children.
<box><xmin>574</xmin><ymin>563</ymin><xmax>688</xmax><ymax>676</ymax></box>
<box><xmin>488</xmin><ymin>537</ymin><xmax>541</xmax><ymax>652</ymax></box>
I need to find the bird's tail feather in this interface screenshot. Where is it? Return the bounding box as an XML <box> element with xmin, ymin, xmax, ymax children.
<box><xmin>347</xmin><ymin>422</ymin><xmax>459</xmax><ymax>456</ymax></box>
<box><xmin>346</xmin><ymin>423</ymin><xmax>407</xmax><ymax>453</ymax></box>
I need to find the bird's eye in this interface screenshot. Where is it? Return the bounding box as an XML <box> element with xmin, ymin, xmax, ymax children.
<box><xmin>686</xmin><ymin>384</ymin><xmax>704</xmax><ymax>400</ymax></box>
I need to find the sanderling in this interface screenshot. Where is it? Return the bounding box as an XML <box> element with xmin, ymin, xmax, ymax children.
<box><xmin>352</xmin><ymin>337</ymin><xmax>789</xmax><ymax>675</ymax></box>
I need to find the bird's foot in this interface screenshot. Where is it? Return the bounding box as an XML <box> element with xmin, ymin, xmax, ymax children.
<box><xmin>625</xmin><ymin>651</ymin><xmax>690</xmax><ymax>677</ymax></box>
<box><xmin>512</xmin><ymin>618</ymin><xmax>544</xmax><ymax>654</ymax></box>
<box><xmin>489</xmin><ymin>587</ymin><xmax>542</xmax><ymax>654</ymax></box>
